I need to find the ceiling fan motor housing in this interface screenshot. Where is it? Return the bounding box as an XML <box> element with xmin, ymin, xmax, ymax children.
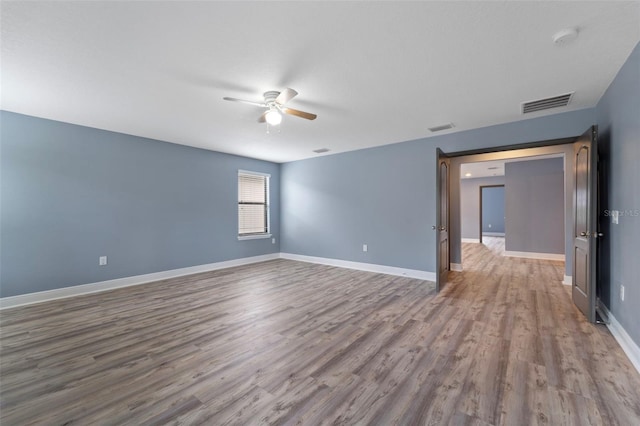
<box><xmin>264</xmin><ymin>91</ymin><xmax>280</xmax><ymax>105</ymax></box>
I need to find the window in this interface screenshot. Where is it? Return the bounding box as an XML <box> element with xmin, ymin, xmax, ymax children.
<box><xmin>238</xmin><ymin>170</ymin><xmax>271</xmax><ymax>239</ymax></box>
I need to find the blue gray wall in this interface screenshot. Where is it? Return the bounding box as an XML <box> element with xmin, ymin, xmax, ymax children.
<box><xmin>481</xmin><ymin>186</ymin><xmax>505</xmax><ymax>234</ymax></box>
<box><xmin>505</xmin><ymin>158</ymin><xmax>564</xmax><ymax>254</ymax></box>
<box><xmin>281</xmin><ymin>108</ymin><xmax>594</xmax><ymax>272</ymax></box>
<box><xmin>595</xmin><ymin>42</ymin><xmax>640</xmax><ymax>346</ymax></box>
<box><xmin>0</xmin><ymin>111</ymin><xmax>280</xmax><ymax>298</ymax></box>
<box><xmin>460</xmin><ymin>176</ymin><xmax>505</xmax><ymax>240</ymax></box>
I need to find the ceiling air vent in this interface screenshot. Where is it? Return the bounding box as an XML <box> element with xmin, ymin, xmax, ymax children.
<box><xmin>428</xmin><ymin>123</ymin><xmax>455</xmax><ymax>132</ymax></box>
<box><xmin>522</xmin><ymin>92</ymin><xmax>573</xmax><ymax>114</ymax></box>
<box><xmin>313</xmin><ymin>148</ymin><xmax>330</xmax><ymax>154</ymax></box>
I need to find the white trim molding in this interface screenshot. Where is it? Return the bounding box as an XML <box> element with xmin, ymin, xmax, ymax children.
<box><xmin>280</xmin><ymin>253</ymin><xmax>436</xmax><ymax>282</ymax></box>
<box><xmin>0</xmin><ymin>253</ymin><xmax>280</xmax><ymax>310</ymax></box>
<box><xmin>237</xmin><ymin>233</ymin><xmax>272</xmax><ymax>241</ymax></box>
<box><xmin>562</xmin><ymin>275</ymin><xmax>572</xmax><ymax>286</ymax></box>
<box><xmin>1</xmin><ymin>253</ymin><xmax>435</xmax><ymax>310</ymax></box>
<box><xmin>238</xmin><ymin>169</ymin><xmax>270</xmax><ymax>178</ymax></box>
<box><xmin>461</xmin><ymin>238</ymin><xmax>480</xmax><ymax>243</ymax></box>
<box><xmin>599</xmin><ymin>304</ymin><xmax>640</xmax><ymax>375</ymax></box>
<box><xmin>450</xmin><ymin>263</ymin><xmax>463</xmax><ymax>272</ymax></box>
<box><xmin>482</xmin><ymin>232</ymin><xmax>505</xmax><ymax>237</ymax></box>
<box><xmin>503</xmin><ymin>251</ymin><xmax>565</xmax><ymax>261</ymax></box>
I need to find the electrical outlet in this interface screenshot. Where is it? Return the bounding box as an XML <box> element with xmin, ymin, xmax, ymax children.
<box><xmin>99</xmin><ymin>256</ymin><xmax>107</xmax><ymax>266</ymax></box>
<box><xmin>621</xmin><ymin>285</ymin><xmax>625</xmax><ymax>301</ymax></box>
<box><xmin>488</xmin><ymin>224</ymin><xmax>492</xmax><ymax>228</ymax></box>
<box><xmin>362</xmin><ymin>244</ymin><xmax>368</xmax><ymax>252</ymax></box>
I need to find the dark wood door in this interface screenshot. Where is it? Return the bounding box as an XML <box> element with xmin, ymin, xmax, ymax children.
<box><xmin>572</xmin><ymin>126</ymin><xmax>599</xmax><ymax>322</ymax></box>
<box><xmin>435</xmin><ymin>149</ymin><xmax>450</xmax><ymax>291</ymax></box>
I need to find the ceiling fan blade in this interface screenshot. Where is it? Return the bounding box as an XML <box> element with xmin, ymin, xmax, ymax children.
<box><xmin>223</xmin><ymin>97</ymin><xmax>266</xmax><ymax>107</ymax></box>
<box><xmin>258</xmin><ymin>111</ymin><xmax>267</xmax><ymax>123</ymax></box>
<box><xmin>283</xmin><ymin>107</ymin><xmax>317</xmax><ymax>120</ymax></box>
<box><xmin>275</xmin><ymin>88</ymin><xmax>298</xmax><ymax>105</ymax></box>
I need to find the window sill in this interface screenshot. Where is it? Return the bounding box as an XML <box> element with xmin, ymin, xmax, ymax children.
<box><xmin>238</xmin><ymin>234</ymin><xmax>272</xmax><ymax>241</ymax></box>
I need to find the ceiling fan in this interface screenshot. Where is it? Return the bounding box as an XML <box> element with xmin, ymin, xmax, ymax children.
<box><xmin>223</xmin><ymin>88</ymin><xmax>317</xmax><ymax>125</ymax></box>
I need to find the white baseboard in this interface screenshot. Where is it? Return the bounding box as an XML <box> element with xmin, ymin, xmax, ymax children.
<box><xmin>280</xmin><ymin>253</ymin><xmax>436</xmax><ymax>282</ymax></box>
<box><xmin>461</xmin><ymin>238</ymin><xmax>480</xmax><ymax>243</ymax></box>
<box><xmin>482</xmin><ymin>232</ymin><xmax>505</xmax><ymax>237</ymax></box>
<box><xmin>1</xmin><ymin>253</ymin><xmax>435</xmax><ymax>309</ymax></box>
<box><xmin>451</xmin><ymin>263</ymin><xmax>463</xmax><ymax>272</ymax></box>
<box><xmin>0</xmin><ymin>253</ymin><xmax>280</xmax><ymax>310</ymax></box>
<box><xmin>503</xmin><ymin>251</ymin><xmax>565</xmax><ymax>261</ymax></box>
<box><xmin>599</xmin><ymin>304</ymin><xmax>640</xmax><ymax>375</ymax></box>
<box><xmin>562</xmin><ymin>275</ymin><xmax>572</xmax><ymax>286</ymax></box>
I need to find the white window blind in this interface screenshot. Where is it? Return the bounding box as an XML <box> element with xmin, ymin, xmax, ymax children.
<box><xmin>238</xmin><ymin>171</ymin><xmax>270</xmax><ymax>236</ymax></box>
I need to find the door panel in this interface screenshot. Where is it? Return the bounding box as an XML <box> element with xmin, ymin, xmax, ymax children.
<box><xmin>436</xmin><ymin>149</ymin><xmax>450</xmax><ymax>291</ymax></box>
<box><xmin>572</xmin><ymin>126</ymin><xmax>598</xmax><ymax>322</ymax></box>
<box><xmin>574</xmin><ymin>246</ymin><xmax>588</xmax><ymax>295</ymax></box>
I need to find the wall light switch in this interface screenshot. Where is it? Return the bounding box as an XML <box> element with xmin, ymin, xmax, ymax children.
<box><xmin>99</xmin><ymin>256</ymin><xmax>107</xmax><ymax>266</ymax></box>
<box><xmin>621</xmin><ymin>285</ymin><xmax>625</xmax><ymax>301</ymax></box>
<box><xmin>362</xmin><ymin>244</ymin><xmax>368</xmax><ymax>252</ymax></box>
<box><xmin>272</xmin><ymin>238</ymin><xmax>276</xmax><ymax>244</ymax></box>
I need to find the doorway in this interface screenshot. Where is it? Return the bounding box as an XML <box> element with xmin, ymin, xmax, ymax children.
<box><xmin>435</xmin><ymin>128</ymin><xmax>600</xmax><ymax>323</ymax></box>
<box><xmin>457</xmin><ymin>152</ymin><xmax>569</xmax><ymax>272</ymax></box>
<box><xmin>479</xmin><ymin>184</ymin><xmax>505</xmax><ymax>244</ymax></box>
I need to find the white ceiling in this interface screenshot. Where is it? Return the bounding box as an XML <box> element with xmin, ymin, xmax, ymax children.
<box><xmin>461</xmin><ymin>160</ymin><xmax>508</xmax><ymax>179</ymax></box>
<box><xmin>2</xmin><ymin>1</ymin><xmax>639</xmax><ymax>163</ymax></box>
<box><xmin>460</xmin><ymin>153</ymin><xmax>564</xmax><ymax>179</ymax></box>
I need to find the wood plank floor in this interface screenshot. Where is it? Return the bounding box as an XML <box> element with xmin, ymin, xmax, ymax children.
<box><xmin>1</xmin><ymin>238</ymin><xmax>639</xmax><ymax>425</ymax></box>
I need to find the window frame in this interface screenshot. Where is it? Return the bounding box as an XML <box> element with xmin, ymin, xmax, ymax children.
<box><xmin>237</xmin><ymin>170</ymin><xmax>271</xmax><ymax>240</ymax></box>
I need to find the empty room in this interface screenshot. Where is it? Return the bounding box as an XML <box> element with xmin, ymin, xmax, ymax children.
<box><xmin>1</xmin><ymin>1</ymin><xmax>640</xmax><ymax>425</ymax></box>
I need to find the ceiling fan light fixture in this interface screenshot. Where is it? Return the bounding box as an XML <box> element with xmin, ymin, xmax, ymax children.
<box><xmin>223</xmin><ymin>88</ymin><xmax>316</xmax><ymax>124</ymax></box>
<box><xmin>265</xmin><ymin>109</ymin><xmax>282</xmax><ymax>126</ymax></box>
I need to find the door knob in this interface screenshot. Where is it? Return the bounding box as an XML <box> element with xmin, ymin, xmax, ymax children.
<box><xmin>439</xmin><ymin>226</ymin><xmax>446</xmax><ymax>231</ymax></box>
<box><xmin>432</xmin><ymin>225</ymin><xmax>437</xmax><ymax>230</ymax></box>
<box><xmin>580</xmin><ymin>231</ymin><xmax>588</xmax><ymax>237</ymax></box>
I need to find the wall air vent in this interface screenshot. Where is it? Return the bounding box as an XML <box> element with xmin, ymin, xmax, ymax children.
<box><xmin>313</xmin><ymin>148</ymin><xmax>330</xmax><ymax>154</ymax></box>
<box><xmin>428</xmin><ymin>123</ymin><xmax>455</xmax><ymax>132</ymax></box>
<box><xmin>521</xmin><ymin>92</ymin><xmax>573</xmax><ymax>114</ymax></box>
